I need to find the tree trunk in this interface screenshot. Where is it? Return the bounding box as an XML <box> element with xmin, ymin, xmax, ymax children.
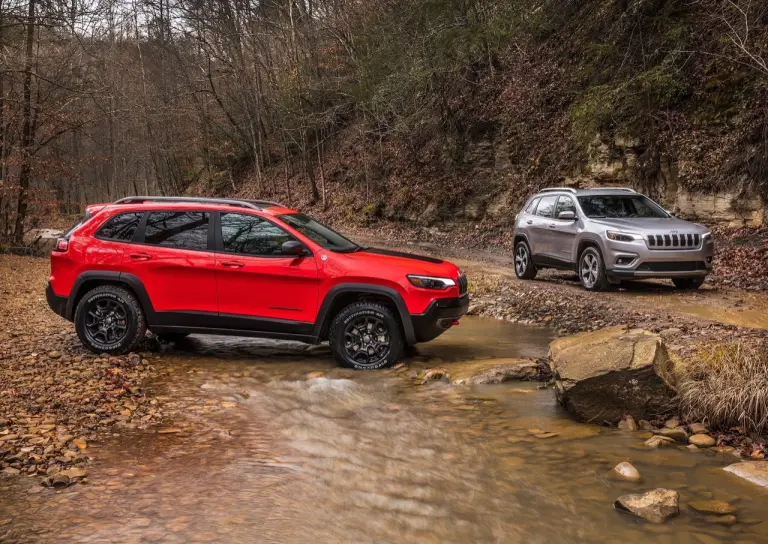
<box><xmin>13</xmin><ymin>0</ymin><xmax>36</xmax><ymax>245</ymax></box>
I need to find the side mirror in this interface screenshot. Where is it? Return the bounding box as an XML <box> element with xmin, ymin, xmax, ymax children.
<box><xmin>281</xmin><ymin>240</ymin><xmax>307</xmax><ymax>256</ymax></box>
<box><xmin>558</xmin><ymin>211</ymin><xmax>577</xmax><ymax>221</ymax></box>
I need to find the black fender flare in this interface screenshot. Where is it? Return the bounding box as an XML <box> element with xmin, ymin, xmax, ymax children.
<box><xmin>313</xmin><ymin>283</ymin><xmax>416</xmax><ymax>345</ymax></box>
<box><xmin>66</xmin><ymin>271</ymin><xmax>157</xmax><ymax>324</ymax></box>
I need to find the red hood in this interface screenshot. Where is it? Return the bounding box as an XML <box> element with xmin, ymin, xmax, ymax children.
<box><xmin>342</xmin><ymin>247</ymin><xmax>461</xmax><ymax>278</ymax></box>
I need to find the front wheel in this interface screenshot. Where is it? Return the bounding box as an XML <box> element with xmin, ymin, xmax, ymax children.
<box><xmin>329</xmin><ymin>302</ymin><xmax>403</xmax><ymax>370</ymax></box>
<box><xmin>514</xmin><ymin>241</ymin><xmax>537</xmax><ymax>279</ymax></box>
<box><xmin>672</xmin><ymin>277</ymin><xmax>705</xmax><ymax>290</ymax></box>
<box><xmin>579</xmin><ymin>247</ymin><xmax>609</xmax><ymax>291</ymax></box>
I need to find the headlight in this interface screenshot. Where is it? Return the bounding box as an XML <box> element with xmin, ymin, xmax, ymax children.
<box><xmin>702</xmin><ymin>232</ymin><xmax>713</xmax><ymax>243</ymax></box>
<box><xmin>407</xmin><ymin>275</ymin><xmax>456</xmax><ymax>289</ymax></box>
<box><xmin>606</xmin><ymin>231</ymin><xmax>641</xmax><ymax>242</ymax></box>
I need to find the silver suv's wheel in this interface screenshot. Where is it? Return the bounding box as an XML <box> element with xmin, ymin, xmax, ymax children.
<box><xmin>579</xmin><ymin>247</ymin><xmax>609</xmax><ymax>291</ymax></box>
<box><xmin>514</xmin><ymin>241</ymin><xmax>537</xmax><ymax>279</ymax></box>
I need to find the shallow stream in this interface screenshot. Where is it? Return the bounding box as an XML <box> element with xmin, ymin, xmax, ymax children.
<box><xmin>1</xmin><ymin>318</ymin><xmax>767</xmax><ymax>543</ymax></box>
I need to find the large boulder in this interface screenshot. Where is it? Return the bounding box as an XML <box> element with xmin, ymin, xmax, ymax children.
<box><xmin>724</xmin><ymin>461</ymin><xmax>768</xmax><ymax>488</ymax></box>
<box><xmin>549</xmin><ymin>327</ymin><xmax>676</xmax><ymax>424</ymax></box>
<box><xmin>25</xmin><ymin>228</ymin><xmax>64</xmax><ymax>255</ymax></box>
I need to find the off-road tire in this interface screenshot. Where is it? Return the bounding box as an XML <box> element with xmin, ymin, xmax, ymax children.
<box><xmin>514</xmin><ymin>241</ymin><xmax>537</xmax><ymax>280</ymax></box>
<box><xmin>672</xmin><ymin>277</ymin><xmax>705</xmax><ymax>290</ymax></box>
<box><xmin>329</xmin><ymin>302</ymin><xmax>403</xmax><ymax>370</ymax></box>
<box><xmin>74</xmin><ymin>285</ymin><xmax>146</xmax><ymax>355</ymax></box>
<box><xmin>578</xmin><ymin>246</ymin><xmax>610</xmax><ymax>291</ymax></box>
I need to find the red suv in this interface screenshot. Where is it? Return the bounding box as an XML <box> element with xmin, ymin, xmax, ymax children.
<box><xmin>46</xmin><ymin>197</ymin><xmax>468</xmax><ymax>369</ymax></box>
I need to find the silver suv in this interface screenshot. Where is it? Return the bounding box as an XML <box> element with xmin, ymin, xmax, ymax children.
<box><xmin>513</xmin><ymin>187</ymin><xmax>714</xmax><ymax>290</ymax></box>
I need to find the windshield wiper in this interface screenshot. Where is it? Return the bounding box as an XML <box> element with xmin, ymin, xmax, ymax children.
<box><xmin>352</xmin><ymin>245</ymin><xmax>368</xmax><ymax>253</ymax></box>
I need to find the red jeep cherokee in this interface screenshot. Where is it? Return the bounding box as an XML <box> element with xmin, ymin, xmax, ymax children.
<box><xmin>46</xmin><ymin>197</ymin><xmax>469</xmax><ymax>369</ymax></box>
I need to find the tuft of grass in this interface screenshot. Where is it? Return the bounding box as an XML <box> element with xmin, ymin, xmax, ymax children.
<box><xmin>678</xmin><ymin>342</ymin><xmax>768</xmax><ymax>436</ymax></box>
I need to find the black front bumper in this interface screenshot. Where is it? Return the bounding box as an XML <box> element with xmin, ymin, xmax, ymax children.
<box><xmin>46</xmin><ymin>282</ymin><xmax>69</xmax><ymax>320</ymax></box>
<box><xmin>410</xmin><ymin>295</ymin><xmax>469</xmax><ymax>343</ymax></box>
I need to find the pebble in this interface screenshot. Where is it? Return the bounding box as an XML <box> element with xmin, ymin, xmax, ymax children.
<box><xmin>645</xmin><ymin>435</ymin><xmax>675</xmax><ymax>448</ymax></box>
<box><xmin>612</xmin><ymin>462</ymin><xmax>641</xmax><ymax>481</ymax></box>
<box><xmin>687</xmin><ymin>500</ymin><xmax>737</xmax><ymax>514</ymax></box>
<box><xmin>703</xmin><ymin>514</ymin><xmax>737</xmax><ymax>526</ymax></box>
<box><xmin>618</xmin><ymin>416</ymin><xmax>637</xmax><ymax>432</ymax></box>
<box><xmin>688</xmin><ymin>434</ymin><xmax>716</xmax><ymax>448</ymax></box>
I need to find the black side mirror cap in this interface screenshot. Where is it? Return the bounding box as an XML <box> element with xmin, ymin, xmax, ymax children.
<box><xmin>281</xmin><ymin>240</ymin><xmax>307</xmax><ymax>256</ymax></box>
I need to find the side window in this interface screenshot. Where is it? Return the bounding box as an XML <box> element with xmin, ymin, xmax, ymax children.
<box><xmin>144</xmin><ymin>211</ymin><xmax>209</xmax><ymax>250</ymax></box>
<box><xmin>220</xmin><ymin>213</ymin><xmax>294</xmax><ymax>256</ymax></box>
<box><xmin>554</xmin><ymin>196</ymin><xmax>576</xmax><ymax>218</ymax></box>
<box><xmin>535</xmin><ymin>195</ymin><xmax>557</xmax><ymax>218</ymax></box>
<box><xmin>525</xmin><ymin>198</ymin><xmax>540</xmax><ymax>214</ymax></box>
<box><xmin>97</xmin><ymin>212</ymin><xmax>143</xmax><ymax>242</ymax></box>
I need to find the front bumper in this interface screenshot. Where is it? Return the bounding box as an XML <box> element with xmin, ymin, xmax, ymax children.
<box><xmin>46</xmin><ymin>282</ymin><xmax>69</xmax><ymax>319</ymax></box>
<box><xmin>605</xmin><ymin>239</ymin><xmax>714</xmax><ymax>279</ymax></box>
<box><xmin>410</xmin><ymin>295</ymin><xmax>469</xmax><ymax>344</ymax></box>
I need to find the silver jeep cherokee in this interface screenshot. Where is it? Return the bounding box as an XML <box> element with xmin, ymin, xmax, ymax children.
<box><xmin>513</xmin><ymin>187</ymin><xmax>714</xmax><ymax>290</ymax></box>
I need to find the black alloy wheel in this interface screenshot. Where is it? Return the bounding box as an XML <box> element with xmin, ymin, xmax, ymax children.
<box><xmin>343</xmin><ymin>314</ymin><xmax>391</xmax><ymax>367</ymax></box>
<box><xmin>84</xmin><ymin>298</ymin><xmax>129</xmax><ymax>346</ymax></box>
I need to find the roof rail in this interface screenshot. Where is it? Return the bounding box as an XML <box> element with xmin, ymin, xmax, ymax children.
<box><xmin>538</xmin><ymin>187</ymin><xmax>577</xmax><ymax>194</ymax></box>
<box><xmin>112</xmin><ymin>196</ymin><xmax>283</xmax><ymax>210</ymax></box>
<box><xmin>587</xmin><ymin>187</ymin><xmax>636</xmax><ymax>193</ymax></box>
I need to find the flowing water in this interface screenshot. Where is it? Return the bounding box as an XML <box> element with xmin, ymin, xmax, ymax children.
<box><xmin>1</xmin><ymin>318</ymin><xmax>767</xmax><ymax>543</ymax></box>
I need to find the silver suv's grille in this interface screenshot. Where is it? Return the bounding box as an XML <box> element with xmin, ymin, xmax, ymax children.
<box><xmin>457</xmin><ymin>273</ymin><xmax>468</xmax><ymax>295</ymax></box>
<box><xmin>646</xmin><ymin>233</ymin><xmax>701</xmax><ymax>249</ymax></box>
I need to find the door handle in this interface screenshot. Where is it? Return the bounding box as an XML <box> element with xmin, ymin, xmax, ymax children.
<box><xmin>548</xmin><ymin>224</ymin><xmax>557</xmax><ymax>229</ymax></box>
<box><xmin>526</xmin><ymin>220</ymin><xmax>533</xmax><ymax>225</ymax></box>
<box><xmin>220</xmin><ymin>261</ymin><xmax>244</xmax><ymax>269</ymax></box>
<box><xmin>129</xmin><ymin>252</ymin><xmax>152</xmax><ymax>261</ymax></box>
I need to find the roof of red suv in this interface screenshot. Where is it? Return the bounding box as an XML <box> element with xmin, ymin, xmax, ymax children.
<box><xmin>98</xmin><ymin>196</ymin><xmax>298</xmax><ymax>216</ymax></box>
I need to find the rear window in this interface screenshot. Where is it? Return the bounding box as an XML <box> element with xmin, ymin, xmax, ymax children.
<box><xmin>144</xmin><ymin>211</ymin><xmax>210</xmax><ymax>250</ymax></box>
<box><xmin>97</xmin><ymin>212</ymin><xmax>143</xmax><ymax>242</ymax></box>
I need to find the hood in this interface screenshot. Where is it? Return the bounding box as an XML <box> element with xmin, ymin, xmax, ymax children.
<box><xmin>589</xmin><ymin>217</ymin><xmax>709</xmax><ymax>234</ymax></box>
<box><xmin>341</xmin><ymin>247</ymin><xmax>459</xmax><ymax>277</ymax></box>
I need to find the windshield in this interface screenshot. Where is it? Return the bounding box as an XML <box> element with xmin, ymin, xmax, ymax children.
<box><xmin>577</xmin><ymin>195</ymin><xmax>669</xmax><ymax>219</ymax></box>
<box><xmin>278</xmin><ymin>213</ymin><xmax>360</xmax><ymax>253</ymax></box>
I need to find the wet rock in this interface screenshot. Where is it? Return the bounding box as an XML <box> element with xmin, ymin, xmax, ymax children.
<box><xmin>703</xmin><ymin>514</ymin><xmax>737</xmax><ymax>526</ymax></box>
<box><xmin>689</xmin><ymin>423</ymin><xmax>708</xmax><ymax>434</ymax></box>
<box><xmin>467</xmin><ymin>303</ymin><xmax>486</xmax><ymax>315</ymax></box>
<box><xmin>664</xmin><ymin>417</ymin><xmax>680</xmax><ymax>429</ymax></box>
<box><xmin>723</xmin><ymin>461</ymin><xmax>768</xmax><ymax>488</ymax></box>
<box><xmin>156</xmin><ymin>428</ymin><xmax>183</xmax><ymax>434</ymax></box>
<box><xmin>688</xmin><ymin>434</ymin><xmax>715</xmax><ymax>447</ymax></box>
<box><xmin>306</xmin><ymin>371</ymin><xmax>325</xmax><ymax>379</ymax></box>
<box><xmin>657</xmin><ymin>427</ymin><xmax>689</xmax><ymax>443</ymax></box>
<box><xmin>638</xmin><ymin>420</ymin><xmax>654</xmax><ymax>431</ymax></box>
<box><xmin>618</xmin><ymin>416</ymin><xmax>637</xmax><ymax>432</ymax></box>
<box><xmin>418</xmin><ymin>368</ymin><xmax>450</xmax><ymax>384</ymax></box>
<box><xmin>548</xmin><ymin>327</ymin><xmax>675</xmax><ymax>424</ymax></box>
<box><xmin>645</xmin><ymin>435</ymin><xmax>675</xmax><ymax>448</ymax></box>
<box><xmin>612</xmin><ymin>462</ymin><xmax>641</xmax><ymax>481</ymax></box>
<box><xmin>72</xmin><ymin>438</ymin><xmax>88</xmax><ymax>450</ymax></box>
<box><xmin>614</xmin><ymin>488</ymin><xmax>679</xmax><ymax>523</ymax></box>
<box><xmin>451</xmin><ymin>359</ymin><xmax>544</xmax><ymax>385</ymax></box>
<box><xmin>687</xmin><ymin>500</ymin><xmax>736</xmax><ymax>515</ymax></box>
<box><xmin>47</xmin><ymin>351</ymin><xmax>61</xmax><ymax>359</ymax></box>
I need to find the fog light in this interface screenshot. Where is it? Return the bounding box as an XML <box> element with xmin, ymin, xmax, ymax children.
<box><xmin>616</xmin><ymin>257</ymin><xmax>634</xmax><ymax>266</ymax></box>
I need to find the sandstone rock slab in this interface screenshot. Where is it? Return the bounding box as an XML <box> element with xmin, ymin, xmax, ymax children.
<box><xmin>614</xmin><ymin>488</ymin><xmax>679</xmax><ymax>523</ymax></box>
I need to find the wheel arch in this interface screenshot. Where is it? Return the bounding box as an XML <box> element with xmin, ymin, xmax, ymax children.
<box><xmin>576</xmin><ymin>236</ymin><xmax>604</xmax><ymax>263</ymax></box>
<box><xmin>314</xmin><ymin>284</ymin><xmax>416</xmax><ymax>345</ymax></box>
<box><xmin>66</xmin><ymin>271</ymin><xmax>156</xmax><ymax>323</ymax></box>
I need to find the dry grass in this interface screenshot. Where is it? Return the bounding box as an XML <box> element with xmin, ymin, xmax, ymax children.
<box><xmin>678</xmin><ymin>342</ymin><xmax>768</xmax><ymax>436</ymax></box>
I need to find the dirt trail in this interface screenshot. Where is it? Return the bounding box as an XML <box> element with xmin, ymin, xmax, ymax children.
<box><xmin>358</xmin><ymin>236</ymin><xmax>768</xmax><ymax>333</ymax></box>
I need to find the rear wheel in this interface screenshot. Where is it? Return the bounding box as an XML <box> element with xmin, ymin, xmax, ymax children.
<box><xmin>579</xmin><ymin>246</ymin><xmax>609</xmax><ymax>291</ymax></box>
<box><xmin>514</xmin><ymin>241</ymin><xmax>537</xmax><ymax>279</ymax></box>
<box><xmin>329</xmin><ymin>302</ymin><xmax>403</xmax><ymax>370</ymax></box>
<box><xmin>74</xmin><ymin>285</ymin><xmax>146</xmax><ymax>355</ymax></box>
<box><xmin>672</xmin><ymin>277</ymin><xmax>705</xmax><ymax>290</ymax></box>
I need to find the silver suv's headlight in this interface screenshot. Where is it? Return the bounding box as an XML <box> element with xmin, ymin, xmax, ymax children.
<box><xmin>407</xmin><ymin>275</ymin><xmax>456</xmax><ymax>289</ymax></box>
<box><xmin>702</xmin><ymin>232</ymin><xmax>713</xmax><ymax>243</ymax></box>
<box><xmin>606</xmin><ymin>231</ymin><xmax>642</xmax><ymax>242</ymax></box>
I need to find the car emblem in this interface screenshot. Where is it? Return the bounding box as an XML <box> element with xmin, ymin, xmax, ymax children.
<box><xmin>321</xmin><ymin>255</ymin><xmax>328</xmax><ymax>261</ymax></box>
<box><xmin>670</xmin><ymin>230</ymin><xmax>678</xmax><ymax>234</ymax></box>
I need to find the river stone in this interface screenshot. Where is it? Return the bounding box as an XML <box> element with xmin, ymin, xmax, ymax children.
<box><xmin>688</xmin><ymin>434</ymin><xmax>715</xmax><ymax>447</ymax></box>
<box><xmin>548</xmin><ymin>327</ymin><xmax>675</xmax><ymax>424</ymax></box>
<box><xmin>612</xmin><ymin>462</ymin><xmax>641</xmax><ymax>481</ymax></box>
<box><xmin>618</xmin><ymin>416</ymin><xmax>637</xmax><ymax>432</ymax></box>
<box><xmin>645</xmin><ymin>435</ymin><xmax>675</xmax><ymax>448</ymax></box>
<box><xmin>689</xmin><ymin>423</ymin><xmax>708</xmax><ymax>434</ymax></box>
<box><xmin>664</xmin><ymin>417</ymin><xmax>680</xmax><ymax>429</ymax></box>
<box><xmin>687</xmin><ymin>500</ymin><xmax>736</xmax><ymax>514</ymax></box>
<box><xmin>657</xmin><ymin>427</ymin><xmax>689</xmax><ymax>443</ymax></box>
<box><xmin>451</xmin><ymin>359</ymin><xmax>543</xmax><ymax>385</ymax></box>
<box><xmin>723</xmin><ymin>461</ymin><xmax>768</xmax><ymax>488</ymax></box>
<box><xmin>638</xmin><ymin>420</ymin><xmax>654</xmax><ymax>431</ymax></box>
<box><xmin>614</xmin><ymin>488</ymin><xmax>679</xmax><ymax>523</ymax></box>
<box><xmin>703</xmin><ymin>514</ymin><xmax>737</xmax><ymax>526</ymax></box>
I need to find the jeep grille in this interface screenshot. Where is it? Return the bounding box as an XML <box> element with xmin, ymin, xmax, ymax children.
<box><xmin>646</xmin><ymin>233</ymin><xmax>700</xmax><ymax>250</ymax></box>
